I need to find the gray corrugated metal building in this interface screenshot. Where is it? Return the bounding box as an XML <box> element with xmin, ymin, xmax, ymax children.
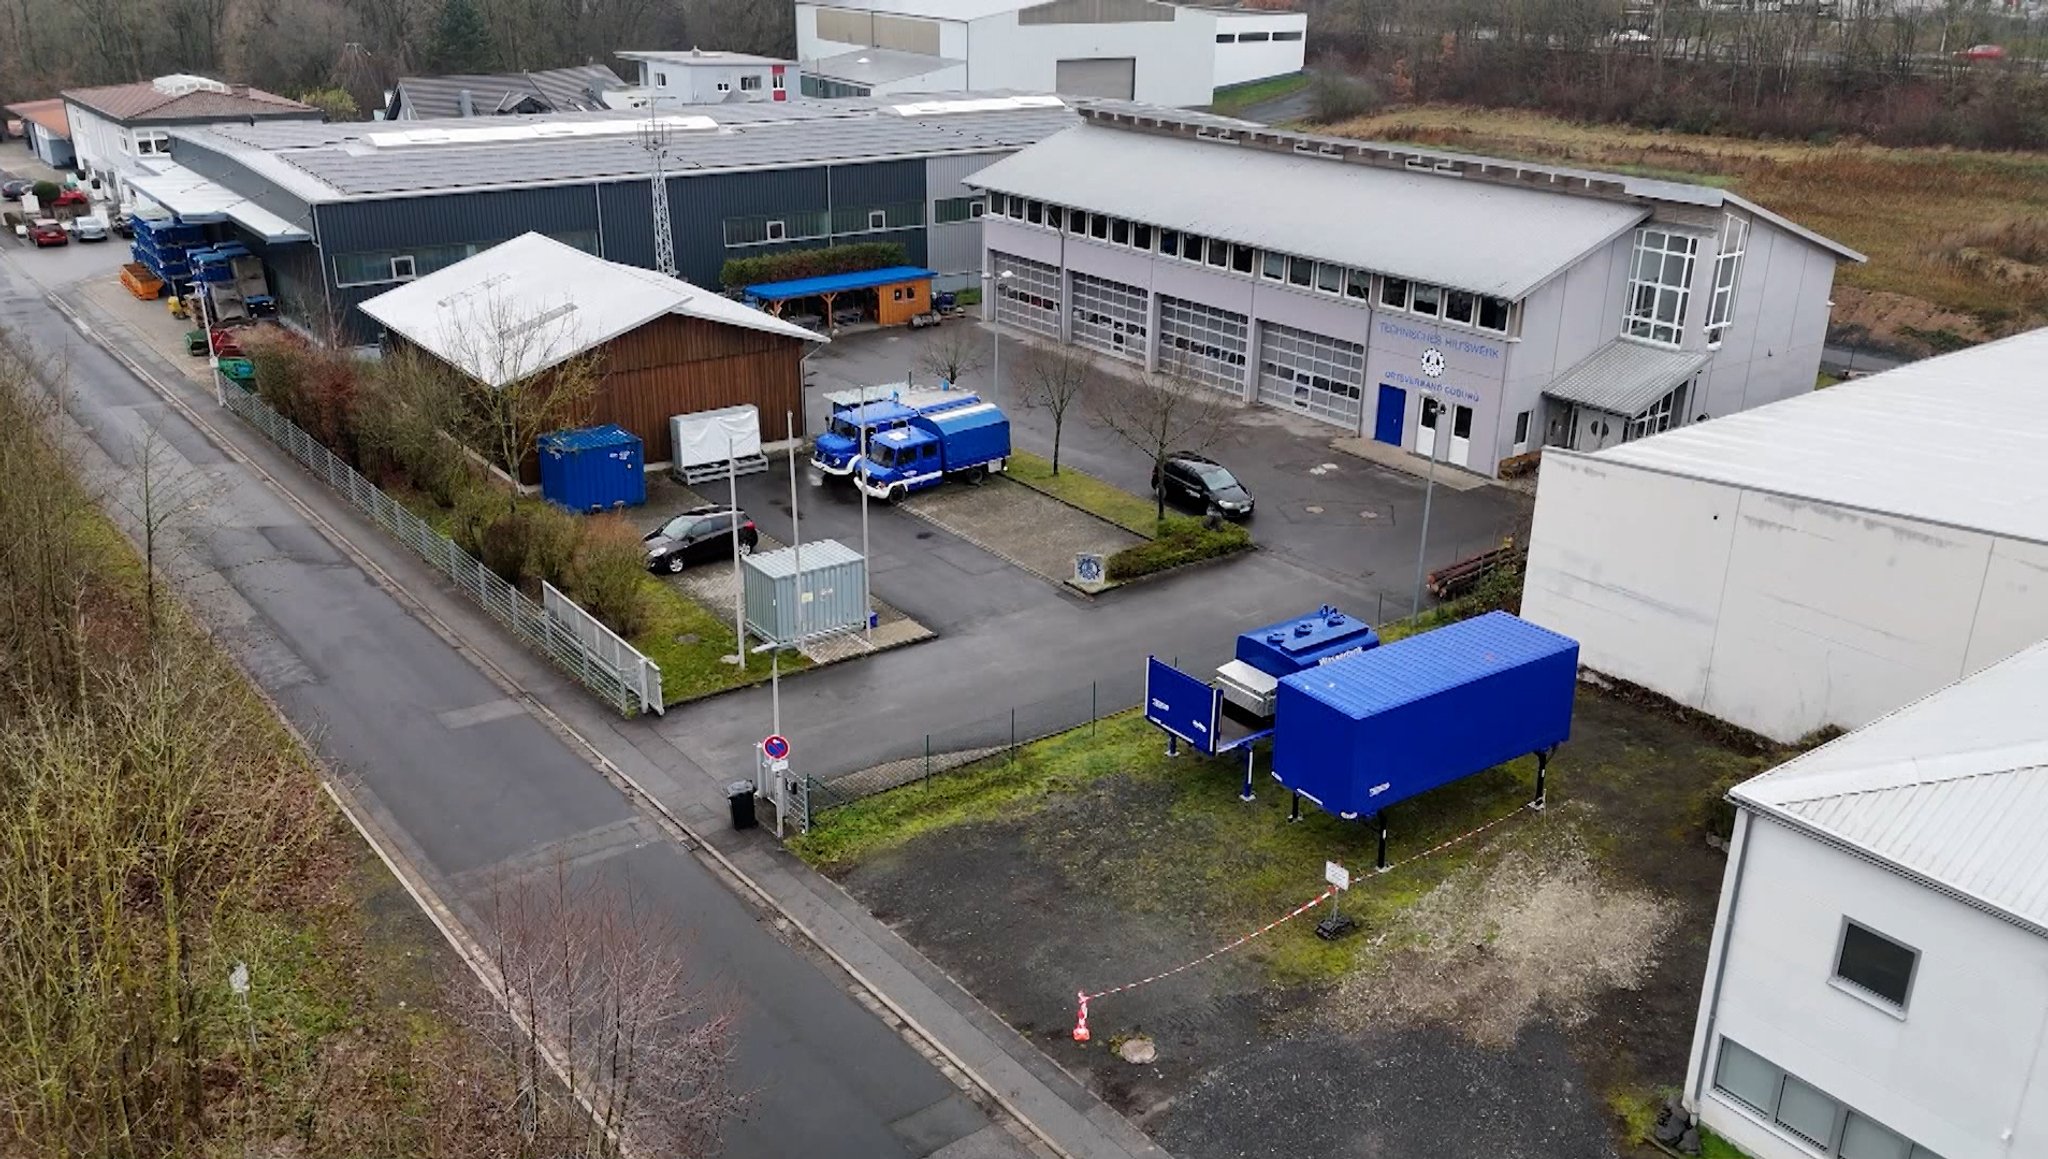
<box><xmin>147</xmin><ymin>94</ymin><xmax>1154</xmax><ymax>343</ymax></box>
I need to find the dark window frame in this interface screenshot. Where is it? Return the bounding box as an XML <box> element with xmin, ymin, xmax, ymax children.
<box><xmin>1834</xmin><ymin>919</ymin><xmax>1918</xmax><ymax>1011</ymax></box>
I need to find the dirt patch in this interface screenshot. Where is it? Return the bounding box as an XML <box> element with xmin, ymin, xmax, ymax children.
<box><xmin>1334</xmin><ymin>815</ymin><xmax>1674</xmax><ymax>1049</ymax></box>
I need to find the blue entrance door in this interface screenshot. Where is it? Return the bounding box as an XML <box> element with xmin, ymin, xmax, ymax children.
<box><xmin>1373</xmin><ymin>384</ymin><xmax>1406</xmax><ymax>445</ymax></box>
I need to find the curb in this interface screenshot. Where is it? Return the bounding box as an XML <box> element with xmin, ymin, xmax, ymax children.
<box><xmin>53</xmin><ymin>290</ymin><xmax>1103</xmax><ymax>1159</ymax></box>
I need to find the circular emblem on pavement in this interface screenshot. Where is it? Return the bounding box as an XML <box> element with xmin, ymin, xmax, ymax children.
<box><xmin>1420</xmin><ymin>348</ymin><xmax>1447</xmax><ymax>378</ymax></box>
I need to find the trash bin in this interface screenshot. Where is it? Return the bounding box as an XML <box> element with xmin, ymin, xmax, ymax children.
<box><xmin>728</xmin><ymin>781</ymin><xmax>758</xmax><ymax>830</ymax></box>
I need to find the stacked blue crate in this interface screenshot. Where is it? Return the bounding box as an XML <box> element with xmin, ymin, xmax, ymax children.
<box><xmin>130</xmin><ymin>217</ymin><xmax>207</xmax><ymax>287</ymax></box>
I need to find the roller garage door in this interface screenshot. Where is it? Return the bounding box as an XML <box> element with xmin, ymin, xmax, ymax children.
<box><xmin>1055</xmin><ymin>58</ymin><xmax>1136</xmax><ymax>99</ymax></box>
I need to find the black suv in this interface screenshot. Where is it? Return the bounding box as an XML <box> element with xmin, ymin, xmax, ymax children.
<box><xmin>643</xmin><ymin>506</ymin><xmax>759</xmax><ymax>573</ymax></box>
<box><xmin>1152</xmin><ymin>452</ymin><xmax>1254</xmax><ymax>518</ymax></box>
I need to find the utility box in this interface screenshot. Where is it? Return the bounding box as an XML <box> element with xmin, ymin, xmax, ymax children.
<box><xmin>538</xmin><ymin>424</ymin><xmax>646</xmax><ymax>513</ymax></box>
<box><xmin>742</xmin><ymin>539</ymin><xmax>867</xmax><ymax>645</ymax></box>
<box><xmin>1235</xmin><ymin>605</ymin><xmax>1380</xmax><ymax>677</ymax></box>
<box><xmin>1272</xmin><ymin>612</ymin><xmax>1578</xmax><ymax>818</ymax></box>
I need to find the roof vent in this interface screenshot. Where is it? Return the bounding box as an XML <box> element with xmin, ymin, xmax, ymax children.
<box><xmin>1266</xmin><ymin>631</ymin><xmax>1286</xmax><ymax>645</ymax></box>
<box><xmin>152</xmin><ymin>74</ymin><xmax>231</xmax><ymax>97</ymax></box>
<box><xmin>1293</xmin><ymin>621</ymin><xmax>1315</xmax><ymax>638</ymax></box>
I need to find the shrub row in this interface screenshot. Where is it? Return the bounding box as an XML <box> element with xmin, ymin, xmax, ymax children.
<box><xmin>245</xmin><ymin>335</ymin><xmax>649</xmax><ymax>636</ymax></box>
<box><xmin>1105</xmin><ymin>516</ymin><xmax>1252</xmax><ymax>582</ymax></box>
<box><xmin>719</xmin><ymin>241</ymin><xmax>909</xmax><ymax>290</ymax></box>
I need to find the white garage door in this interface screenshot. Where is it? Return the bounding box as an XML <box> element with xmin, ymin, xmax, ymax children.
<box><xmin>1055</xmin><ymin>58</ymin><xmax>1136</xmax><ymax>99</ymax></box>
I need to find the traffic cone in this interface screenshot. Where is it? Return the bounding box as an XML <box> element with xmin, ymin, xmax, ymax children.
<box><xmin>1072</xmin><ymin>993</ymin><xmax>1091</xmax><ymax>1043</ymax></box>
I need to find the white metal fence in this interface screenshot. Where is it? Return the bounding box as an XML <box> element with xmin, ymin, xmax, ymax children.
<box><xmin>219</xmin><ymin>384</ymin><xmax>665</xmax><ymax>716</ymax></box>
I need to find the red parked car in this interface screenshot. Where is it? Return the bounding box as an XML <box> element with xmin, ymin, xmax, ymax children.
<box><xmin>1956</xmin><ymin>44</ymin><xmax>2006</xmax><ymax>62</ymax></box>
<box><xmin>27</xmin><ymin>219</ymin><xmax>67</xmax><ymax>247</ymax></box>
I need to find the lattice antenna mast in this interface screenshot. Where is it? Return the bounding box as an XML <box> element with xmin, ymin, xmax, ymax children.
<box><xmin>638</xmin><ymin>114</ymin><xmax>677</xmax><ymax>277</ymax></box>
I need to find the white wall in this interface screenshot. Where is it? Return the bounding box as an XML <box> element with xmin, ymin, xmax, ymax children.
<box><xmin>1687</xmin><ymin>813</ymin><xmax>2048</xmax><ymax>1159</ymax></box>
<box><xmin>1522</xmin><ymin>453</ymin><xmax>2048</xmax><ymax>742</ymax></box>
<box><xmin>1695</xmin><ymin>214</ymin><xmax>1839</xmax><ymax>423</ymax></box>
<box><xmin>965</xmin><ymin>9</ymin><xmax>1216</xmax><ymax>107</ymax></box>
<box><xmin>1212</xmin><ymin>11</ymin><xmax>1307</xmax><ymax>89</ymax></box>
<box><xmin>64</xmin><ymin>103</ymin><xmax>129</xmax><ymax>188</ymax></box>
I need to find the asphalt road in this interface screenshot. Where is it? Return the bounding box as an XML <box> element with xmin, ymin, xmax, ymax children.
<box><xmin>0</xmin><ymin>245</ymin><xmax>1002</xmax><ymax>1158</ymax></box>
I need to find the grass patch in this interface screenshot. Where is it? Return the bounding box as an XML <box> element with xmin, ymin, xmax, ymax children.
<box><xmin>1817</xmin><ymin>372</ymin><xmax>1843</xmax><ymax>389</ymax></box>
<box><xmin>791</xmin><ymin>712</ymin><xmax>1157</xmax><ymax>868</ymax></box>
<box><xmin>1007</xmin><ymin>449</ymin><xmax>1158</xmax><ymax>536</ymax></box>
<box><xmin>1106</xmin><ymin>516</ymin><xmax>1251</xmax><ymax>581</ymax></box>
<box><xmin>1318</xmin><ymin>104</ymin><xmax>2048</xmax><ymax>338</ymax></box>
<box><xmin>631</xmin><ymin>575</ymin><xmax>809</xmax><ymax>704</ymax></box>
<box><xmin>1209</xmin><ymin>71</ymin><xmax>1311</xmax><ymax>117</ymax></box>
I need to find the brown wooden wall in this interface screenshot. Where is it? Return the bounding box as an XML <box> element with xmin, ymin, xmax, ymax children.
<box><xmin>590</xmin><ymin>314</ymin><xmax>807</xmax><ymax>463</ymax></box>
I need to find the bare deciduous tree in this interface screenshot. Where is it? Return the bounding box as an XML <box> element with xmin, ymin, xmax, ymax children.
<box><xmin>122</xmin><ymin>429</ymin><xmax>208</xmax><ymax>645</ymax></box>
<box><xmin>1091</xmin><ymin>356</ymin><xmax>1235</xmax><ymax>524</ymax></box>
<box><xmin>913</xmin><ymin>325</ymin><xmax>988</xmax><ymax>392</ymax></box>
<box><xmin>1016</xmin><ymin>342</ymin><xmax>1096</xmax><ymax>475</ymax></box>
<box><xmin>436</xmin><ymin>292</ymin><xmax>604</xmax><ymax>502</ymax></box>
<box><xmin>461</xmin><ymin>863</ymin><xmax>744</xmax><ymax>1159</ymax></box>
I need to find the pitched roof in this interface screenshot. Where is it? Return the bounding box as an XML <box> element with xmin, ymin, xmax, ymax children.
<box><xmin>1578</xmin><ymin>327</ymin><xmax>2048</xmax><ymax>546</ymax></box>
<box><xmin>391</xmin><ymin>65</ymin><xmax>626</xmax><ymax>121</ymax></box>
<box><xmin>63</xmin><ymin>77</ymin><xmax>314</xmax><ymax>123</ymax></box>
<box><xmin>968</xmin><ymin>123</ymin><xmax>1651</xmax><ymax>300</ymax></box>
<box><xmin>5</xmin><ymin>98</ymin><xmax>70</xmax><ymax>137</ymax></box>
<box><xmin>357</xmin><ymin>232</ymin><xmax>823</xmax><ymax>388</ymax></box>
<box><xmin>1734</xmin><ymin>639</ymin><xmax>2048</xmax><ymax>937</ymax></box>
<box><xmin>1542</xmin><ymin>339</ymin><xmax>1710</xmax><ymax>417</ymax></box>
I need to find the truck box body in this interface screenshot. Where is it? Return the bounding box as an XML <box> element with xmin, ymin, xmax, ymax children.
<box><xmin>811</xmin><ymin>389</ymin><xmax>982</xmax><ymax>474</ymax></box>
<box><xmin>1234</xmin><ymin>606</ymin><xmax>1379</xmax><ymax>678</ymax></box>
<box><xmin>1271</xmin><ymin>612</ymin><xmax>1578</xmax><ymax>817</ymax></box>
<box><xmin>857</xmin><ymin>401</ymin><xmax>1011</xmax><ymax>498</ymax></box>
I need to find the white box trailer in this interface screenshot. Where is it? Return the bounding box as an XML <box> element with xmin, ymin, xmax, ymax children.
<box><xmin>670</xmin><ymin>404</ymin><xmax>767</xmax><ymax>486</ymax></box>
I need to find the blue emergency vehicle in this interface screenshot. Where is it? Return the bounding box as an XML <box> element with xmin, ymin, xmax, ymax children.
<box><xmin>854</xmin><ymin>401</ymin><xmax>1011</xmax><ymax>500</ymax></box>
<box><xmin>809</xmin><ymin>389</ymin><xmax>981</xmax><ymax>477</ymax></box>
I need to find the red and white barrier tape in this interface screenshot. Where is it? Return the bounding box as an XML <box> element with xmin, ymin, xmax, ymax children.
<box><xmin>1070</xmin><ymin>799</ymin><xmax>1538</xmax><ymax>1040</ymax></box>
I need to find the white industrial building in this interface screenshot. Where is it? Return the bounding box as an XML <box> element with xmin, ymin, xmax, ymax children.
<box><xmin>62</xmin><ymin>75</ymin><xmax>319</xmax><ymax>201</ymax></box>
<box><xmin>794</xmin><ymin>0</ymin><xmax>1305</xmax><ymax>106</ymax></box>
<box><xmin>617</xmin><ymin>50</ymin><xmax>798</xmax><ymax>105</ymax></box>
<box><xmin>967</xmin><ymin>106</ymin><xmax>1857</xmax><ymax>478</ymax></box>
<box><xmin>1684</xmin><ymin>639</ymin><xmax>2048</xmax><ymax>1159</ymax></box>
<box><xmin>1521</xmin><ymin>329</ymin><xmax>2048</xmax><ymax>744</ymax></box>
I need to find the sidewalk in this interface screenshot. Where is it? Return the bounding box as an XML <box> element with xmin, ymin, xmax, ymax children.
<box><xmin>59</xmin><ymin>285</ymin><xmax>1169</xmax><ymax>1159</ymax></box>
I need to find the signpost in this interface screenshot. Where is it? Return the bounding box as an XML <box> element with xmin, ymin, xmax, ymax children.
<box><xmin>1317</xmin><ymin>861</ymin><xmax>1357</xmax><ymax>941</ymax></box>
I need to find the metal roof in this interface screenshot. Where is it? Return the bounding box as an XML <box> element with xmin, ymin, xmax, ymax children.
<box><xmin>744</xmin><ymin>539</ymin><xmax>865</xmax><ymax>580</ymax></box>
<box><xmin>1542</xmin><ymin>340</ymin><xmax>1710</xmax><ymax>417</ymax></box>
<box><xmin>618</xmin><ymin>50</ymin><xmax>794</xmax><ymax>67</ymax></box>
<box><xmin>1576</xmin><ymin>327</ymin><xmax>2048</xmax><ymax>546</ymax></box>
<box><xmin>358</xmin><ymin>232</ymin><xmax>822</xmax><ymax>388</ymax></box>
<box><xmin>177</xmin><ymin>97</ymin><xmax>1079</xmax><ymax>201</ymax></box>
<box><xmin>5</xmin><ymin>99</ymin><xmax>69</xmax><ymax>138</ymax></box>
<box><xmin>1734</xmin><ymin>638</ymin><xmax>2048</xmax><ymax>937</ymax></box>
<box><xmin>389</xmin><ymin>65</ymin><xmax>626</xmax><ymax>120</ymax></box>
<box><xmin>808</xmin><ymin>47</ymin><xmax>960</xmax><ymax>85</ymax></box>
<box><xmin>62</xmin><ymin>77</ymin><xmax>313</xmax><ymax>123</ymax></box>
<box><xmin>967</xmin><ymin>124</ymin><xmax>1652</xmax><ymax>299</ymax></box>
<box><xmin>743</xmin><ymin>266</ymin><xmax>935</xmax><ymax>299</ymax></box>
<box><xmin>541</xmin><ymin>424</ymin><xmax>639</xmax><ymax>453</ymax></box>
<box><xmin>126</xmin><ymin>161</ymin><xmax>310</xmax><ymax>243</ymax></box>
<box><xmin>1280</xmin><ymin>611</ymin><xmax>1579</xmax><ymax>718</ymax></box>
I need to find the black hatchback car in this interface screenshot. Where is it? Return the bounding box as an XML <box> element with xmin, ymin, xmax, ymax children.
<box><xmin>1152</xmin><ymin>452</ymin><xmax>1254</xmax><ymax>518</ymax></box>
<box><xmin>643</xmin><ymin>505</ymin><xmax>759</xmax><ymax>573</ymax></box>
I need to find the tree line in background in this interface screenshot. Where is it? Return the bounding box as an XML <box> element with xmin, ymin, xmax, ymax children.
<box><xmin>0</xmin><ymin>0</ymin><xmax>791</xmax><ymax>115</ymax></box>
<box><xmin>1301</xmin><ymin>0</ymin><xmax>2048</xmax><ymax>147</ymax></box>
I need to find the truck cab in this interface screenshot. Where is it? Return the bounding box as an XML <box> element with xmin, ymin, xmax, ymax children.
<box><xmin>810</xmin><ymin>389</ymin><xmax>983</xmax><ymax>477</ymax></box>
<box><xmin>856</xmin><ymin>401</ymin><xmax>1010</xmax><ymax>501</ymax></box>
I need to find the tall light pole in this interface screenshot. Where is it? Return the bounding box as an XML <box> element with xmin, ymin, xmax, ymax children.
<box><xmin>1411</xmin><ymin>394</ymin><xmax>1449</xmax><ymax>620</ymax></box>
<box><xmin>983</xmin><ymin>268</ymin><xmax>1012</xmax><ymax>403</ymax></box>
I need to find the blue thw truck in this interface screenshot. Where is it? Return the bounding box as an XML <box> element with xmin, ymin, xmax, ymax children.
<box><xmin>810</xmin><ymin>388</ymin><xmax>982</xmax><ymax>477</ymax></box>
<box><xmin>855</xmin><ymin>401</ymin><xmax>1011</xmax><ymax>500</ymax></box>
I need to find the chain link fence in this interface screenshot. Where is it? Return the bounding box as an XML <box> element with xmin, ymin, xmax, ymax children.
<box><xmin>809</xmin><ymin>679</ymin><xmax>1132</xmax><ymax>814</ymax></box>
<box><xmin>219</xmin><ymin>383</ymin><xmax>664</xmax><ymax>716</ymax></box>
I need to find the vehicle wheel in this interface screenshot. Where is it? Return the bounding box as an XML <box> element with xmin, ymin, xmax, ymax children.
<box><xmin>737</xmin><ymin>540</ymin><xmax>754</xmax><ymax>556</ymax></box>
<box><xmin>963</xmin><ymin>464</ymin><xmax>989</xmax><ymax>485</ymax></box>
<box><xmin>665</xmin><ymin>555</ymin><xmax>686</xmax><ymax>574</ymax></box>
<box><xmin>890</xmin><ymin>485</ymin><xmax>908</xmax><ymax>503</ymax></box>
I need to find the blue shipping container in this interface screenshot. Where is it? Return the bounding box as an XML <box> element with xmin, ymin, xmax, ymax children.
<box><xmin>538</xmin><ymin>425</ymin><xmax>646</xmax><ymax>513</ymax></box>
<box><xmin>1235</xmin><ymin>606</ymin><xmax>1380</xmax><ymax>677</ymax></box>
<box><xmin>1271</xmin><ymin>611</ymin><xmax>1578</xmax><ymax>818</ymax></box>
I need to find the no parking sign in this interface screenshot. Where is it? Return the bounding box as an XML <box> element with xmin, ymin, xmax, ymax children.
<box><xmin>762</xmin><ymin>734</ymin><xmax>791</xmax><ymax>762</ymax></box>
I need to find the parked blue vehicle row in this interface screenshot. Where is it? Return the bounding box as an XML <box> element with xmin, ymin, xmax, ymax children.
<box><xmin>855</xmin><ymin>401</ymin><xmax>1011</xmax><ymax>501</ymax></box>
<box><xmin>810</xmin><ymin>389</ymin><xmax>982</xmax><ymax>477</ymax></box>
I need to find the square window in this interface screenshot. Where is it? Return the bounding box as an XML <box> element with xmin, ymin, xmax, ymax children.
<box><xmin>1043</xmin><ymin>204</ymin><xmax>1060</xmax><ymax>229</ymax></box>
<box><xmin>1183</xmin><ymin>233</ymin><xmax>1206</xmax><ymax>261</ymax></box>
<box><xmin>1007</xmin><ymin>197</ymin><xmax>1023</xmax><ymax>219</ymax></box>
<box><xmin>1112</xmin><ymin>218</ymin><xmax>1130</xmax><ymax>246</ymax></box>
<box><xmin>1411</xmin><ymin>283</ymin><xmax>1442</xmax><ymax>317</ymax></box>
<box><xmin>1091</xmin><ymin>214</ymin><xmax>1109</xmax><ymax>240</ymax></box>
<box><xmin>1479</xmin><ymin>296</ymin><xmax>1510</xmax><ymax>332</ymax></box>
<box><xmin>1025</xmin><ymin>200</ymin><xmax>1042</xmax><ymax>225</ymax></box>
<box><xmin>870</xmin><ymin>209</ymin><xmax>888</xmax><ymax>230</ymax></box>
<box><xmin>1346</xmin><ymin>269</ymin><xmax>1371</xmax><ymax>299</ymax></box>
<box><xmin>1159</xmin><ymin>228</ymin><xmax>1180</xmax><ymax>253</ymax></box>
<box><xmin>1315</xmin><ymin>262</ymin><xmax>1343</xmax><ymax>294</ymax></box>
<box><xmin>655</xmin><ymin>72</ymin><xmax>667</xmax><ymax>86</ymax></box>
<box><xmin>1713</xmin><ymin>1039</ymin><xmax>1780</xmax><ymax>1114</ymax></box>
<box><xmin>1380</xmin><ymin>277</ymin><xmax>1409</xmax><ymax>310</ymax></box>
<box><xmin>1207</xmin><ymin>240</ymin><xmax>1229</xmax><ymax>267</ymax></box>
<box><xmin>1262</xmin><ymin>251</ymin><xmax>1286</xmax><ymax>281</ymax></box>
<box><xmin>765</xmin><ymin>220</ymin><xmax>786</xmax><ymax>241</ymax></box>
<box><xmin>740</xmin><ymin>74</ymin><xmax>762</xmax><ymax>91</ymax></box>
<box><xmin>1134</xmin><ymin>224</ymin><xmax>1152</xmax><ymax>250</ymax></box>
<box><xmin>1841</xmin><ymin>1112</ymin><xmax>1909</xmax><ymax>1159</ymax></box>
<box><xmin>1837</xmin><ymin>921</ymin><xmax>1917</xmax><ymax>1008</ymax></box>
<box><xmin>1775</xmin><ymin>1074</ymin><xmax>1839</xmax><ymax>1150</ymax></box>
<box><xmin>1445</xmin><ymin>289</ymin><xmax>1476</xmax><ymax>325</ymax></box>
<box><xmin>716</xmin><ymin>81</ymin><xmax>730</xmax><ymax>92</ymax></box>
<box><xmin>390</xmin><ymin>255</ymin><xmax>417</xmax><ymax>280</ymax></box>
<box><xmin>1070</xmin><ymin>208</ymin><xmax>1089</xmax><ymax>235</ymax></box>
<box><xmin>773</xmin><ymin>74</ymin><xmax>786</xmax><ymax>90</ymax></box>
<box><xmin>1288</xmin><ymin>255</ymin><xmax>1314</xmax><ymax>287</ymax></box>
<box><xmin>1232</xmin><ymin>244</ymin><xmax>1255</xmax><ymax>274</ymax></box>
<box><xmin>987</xmin><ymin>193</ymin><xmax>1005</xmax><ymax>216</ymax></box>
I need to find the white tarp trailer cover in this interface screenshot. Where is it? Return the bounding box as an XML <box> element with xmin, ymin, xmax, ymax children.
<box><xmin>670</xmin><ymin>404</ymin><xmax>762</xmax><ymax>470</ymax></box>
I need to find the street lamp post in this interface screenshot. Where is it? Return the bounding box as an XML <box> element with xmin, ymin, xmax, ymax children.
<box><xmin>983</xmin><ymin>268</ymin><xmax>1013</xmax><ymax>403</ymax></box>
<box><xmin>1412</xmin><ymin>396</ymin><xmax>1449</xmax><ymax>620</ymax></box>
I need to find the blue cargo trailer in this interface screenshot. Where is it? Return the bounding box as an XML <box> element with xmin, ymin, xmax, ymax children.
<box><xmin>1235</xmin><ymin>606</ymin><xmax>1380</xmax><ymax>677</ymax></box>
<box><xmin>539</xmin><ymin>424</ymin><xmax>646</xmax><ymax>513</ymax></box>
<box><xmin>1271</xmin><ymin>611</ymin><xmax>1578</xmax><ymax>861</ymax></box>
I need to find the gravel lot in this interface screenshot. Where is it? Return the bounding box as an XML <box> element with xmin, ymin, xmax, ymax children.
<box><xmin>902</xmin><ymin>475</ymin><xmax>1142</xmax><ymax>586</ymax></box>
